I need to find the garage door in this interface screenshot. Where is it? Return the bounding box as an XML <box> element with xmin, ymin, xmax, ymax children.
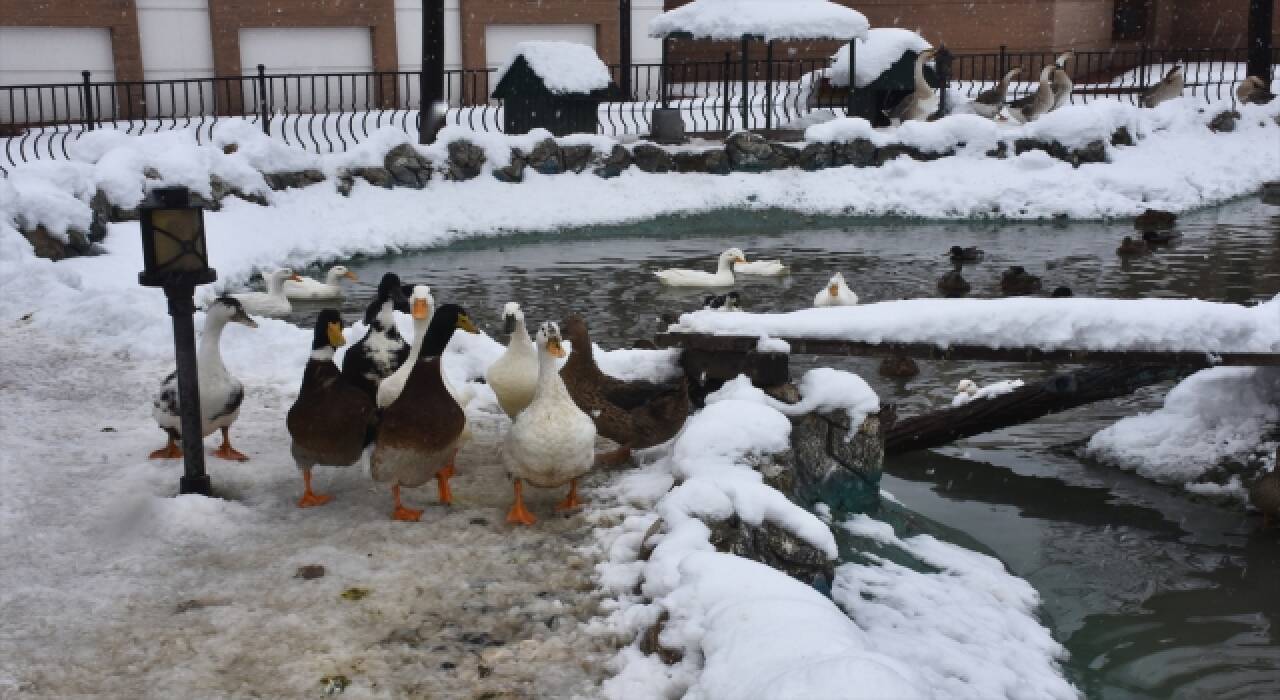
<box><xmin>240</xmin><ymin>28</ymin><xmax>375</xmax><ymax>112</ymax></box>
<box><xmin>485</xmin><ymin>25</ymin><xmax>597</xmax><ymax>70</ymax></box>
<box><xmin>0</xmin><ymin>27</ymin><xmax>115</xmax><ymax>122</ymax></box>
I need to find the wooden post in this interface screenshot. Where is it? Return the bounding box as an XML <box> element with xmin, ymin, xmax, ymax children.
<box><xmin>1248</xmin><ymin>0</ymin><xmax>1275</xmax><ymax>81</ymax></box>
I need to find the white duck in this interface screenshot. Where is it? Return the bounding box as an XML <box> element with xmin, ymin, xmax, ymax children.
<box><xmin>734</xmin><ymin>258</ymin><xmax>789</xmax><ymax>276</ymax></box>
<box><xmin>283</xmin><ymin>265</ymin><xmax>358</xmax><ymax>300</ymax></box>
<box><xmin>231</xmin><ymin>268</ymin><xmax>301</xmax><ymax>317</ymax></box>
<box><xmin>504</xmin><ymin>321</ymin><xmax>597</xmax><ymax>526</ymax></box>
<box><xmin>486</xmin><ymin>302</ymin><xmax>539</xmax><ymax>419</ymax></box>
<box><xmin>814</xmin><ymin>272</ymin><xmax>858</xmax><ymax>307</ymax></box>
<box><xmin>377</xmin><ymin>286</ymin><xmax>434</xmax><ymax>409</ymax></box>
<box><xmin>655</xmin><ymin>248</ymin><xmax>747</xmax><ymax>287</ymax></box>
<box><xmin>149</xmin><ymin>297</ymin><xmax>258</xmax><ymax>461</ymax></box>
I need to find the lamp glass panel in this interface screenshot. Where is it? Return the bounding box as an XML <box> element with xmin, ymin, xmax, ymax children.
<box><xmin>150</xmin><ymin>209</ymin><xmax>207</xmax><ymax>272</ymax></box>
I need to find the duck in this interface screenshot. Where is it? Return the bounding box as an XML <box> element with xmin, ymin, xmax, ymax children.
<box><xmin>230</xmin><ymin>268</ymin><xmax>301</xmax><ymax>317</ymax></box>
<box><xmin>1008</xmin><ymin>65</ymin><xmax>1056</xmax><ymax>123</ymax></box>
<box><xmin>504</xmin><ymin>321</ymin><xmax>598</xmax><ymax>526</ymax></box>
<box><xmin>286</xmin><ymin>309</ymin><xmax>378</xmax><ymax>508</ymax></box>
<box><xmin>1117</xmin><ymin>236</ymin><xmax>1149</xmax><ymax>256</ymax></box>
<box><xmin>972</xmin><ymin>67</ymin><xmax>1021</xmax><ymax>119</ymax></box>
<box><xmin>734</xmin><ymin>258</ymin><xmax>789</xmax><ymax>276</ymax></box>
<box><xmin>282</xmin><ymin>265</ymin><xmax>358</xmax><ymax>300</ymax></box>
<box><xmin>1050</xmin><ymin>52</ymin><xmax>1074</xmax><ymax>111</ymax></box>
<box><xmin>370</xmin><ymin>303</ymin><xmax>478</xmax><ymax>521</ymax></box>
<box><xmin>879</xmin><ymin>354</ymin><xmax>920</xmax><ymax>378</ymax></box>
<box><xmin>937</xmin><ymin>269</ymin><xmax>971</xmax><ymax>297</ymax></box>
<box><xmin>1237</xmin><ymin>76</ymin><xmax>1276</xmax><ymax>106</ymax></box>
<box><xmin>655</xmin><ymin>248</ymin><xmax>747</xmax><ymax>287</ymax></box>
<box><xmin>1141</xmin><ymin>229</ymin><xmax>1181</xmax><ymax>246</ymax></box>
<box><xmin>1000</xmin><ymin>266</ymin><xmax>1043</xmax><ymax>296</ymax></box>
<box><xmin>885</xmin><ymin>48</ymin><xmax>940</xmax><ymax>125</ymax></box>
<box><xmin>486</xmin><ymin>302</ymin><xmax>539</xmax><ymax>419</ymax></box>
<box><xmin>1141</xmin><ymin>64</ymin><xmax>1184</xmax><ymax>108</ymax></box>
<box><xmin>149</xmin><ymin>297</ymin><xmax>257</xmax><ymax>461</ymax></box>
<box><xmin>560</xmin><ymin>314</ymin><xmax>689</xmax><ymax>465</ymax></box>
<box><xmin>1250</xmin><ymin>457</ymin><xmax>1280</xmax><ymax>529</ymax></box>
<box><xmin>949</xmin><ymin>245</ymin><xmax>984</xmax><ymax>263</ymax></box>
<box><xmin>341</xmin><ymin>272</ymin><xmax>410</xmax><ymax>401</ymax></box>
<box><xmin>376</xmin><ymin>286</ymin><xmax>435</xmax><ymax>409</ymax></box>
<box><xmin>814</xmin><ymin>272</ymin><xmax>858</xmax><ymax>307</ymax></box>
<box><xmin>956</xmin><ymin>379</ymin><xmax>980</xmax><ymax>398</ymax></box>
<box><xmin>1135</xmin><ymin>209</ymin><xmax>1177</xmax><ymax>231</ymax></box>
<box><xmin>1051</xmin><ymin>286</ymin><xmax>1074</xmax><ymax>298</ymax></box>
<box><xmin>703</xmin><ymin>291</ymin><xmax>743</xmax><ymax>312</ymax></box>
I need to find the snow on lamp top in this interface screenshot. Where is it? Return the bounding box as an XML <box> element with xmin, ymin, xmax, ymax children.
<box><xmin>495</xmin><ymin>41</ymin><xmax>612</xmax><ymax>95</ymax></box>
<box><xmin>826</xmin><ymin>28</ymin><xmax>933</xmax><ymax>88</ymax></box>
<box><xmin>648</xmin><ymin>0</ymin><xmax>870</xmax><ymax>41</ymax></box>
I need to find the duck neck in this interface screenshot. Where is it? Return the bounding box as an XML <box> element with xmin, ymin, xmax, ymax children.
<box><xmin>716</xmin><ymin>255</ymin><xmax>735</xmax><ymax>277</ymax></box>
<box><xmin>997</xmin><ymin>69</ymin><xmax>1016</xmax><ymax>94</ymax></box>
<box><xmin>405</xmin><ymin>313</ymin><xmax>432</xmax><ymax>364</ymax></box>
<box><xmin>310</xmin><ymin>344</ymin><xmax>336</xmax><ymax>363</ymax></box>
<box><xmin>564</xmin><ymin>329</ymin><xmax>599</xmax><ymax>377</ymax></box>
<box><xmin>914</xmin><ymin>54</ymin><xmax>931</xmax><ymax>97</ymax></box>
<box><xmin>534</xmin><ymin>346</ymin><xmax>571</xmax><ymax>403</ymax></box>
<box><xmin>199</xmin><ymin>314</ymin><xmax>230</xmax><ymax>376</ymax></box>
<box><xmin>374</xmin><ymin>299</ymin><xmax>398</xmax><ymax>333</ymax></box>
<box><xmin>509</xmin><ymin>318</ymin><xmax>535</xmax><ymax>355</ymax></box>
<box><xmin>267</xmin><ymin>274</ymin><xmax>287</xmax><ymax>297</ymax></box>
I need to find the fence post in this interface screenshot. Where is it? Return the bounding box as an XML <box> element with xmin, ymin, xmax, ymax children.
<box><xmin>845</xmin><ymin>38</ymin><xmax>856</xmax><ymax>117</ymax></box>
<box><xmin>999</xmin><ymin>44</ymin><xmax>1008</xmax><ymax>77</ymax></box>
<box><xmin>421</xmin><ymin>0</ymin><xmax>445</xmax><ymax>144</ymax></box>
<box><xmin>620</xmin><ymin>0</ymin><xmax>633</xmax><ymax>100</ymax></box>
<box><xmin>936</xmin><ymin>46</ymin><xmax>952</xmax><ymax>117</ymax></box>
<box><xmin>660</xmin><ymin>37</ymin><xmax>670</xmax><ymax>109</ymax></box>
<box><xmin>81</xmin><ymin>71</ymin><xmax>96</xmax><ymax>131</ymax></box>
<box><xmin>256</xmin><ymin>64</ymin><xmax>270</xmax><ymax>136</ymax></box>
<box><xmin>764</xmin><ymin>40</ymin><xmax>773</xmax><ymax>132</ymax></box>
<box><xmin>739</xmin><ymin>36</ymin><xmax>749</xmax><ymax>131</ymax></box>
<box><xmin>1248</xmin><ymin>0</ymin><xmax>1275</xmax><ymax>80</ymax></box>
<box><xmin>722</xmin><ymin>52</ymin><xmax>731</xmax><ymax>130</ymax></box>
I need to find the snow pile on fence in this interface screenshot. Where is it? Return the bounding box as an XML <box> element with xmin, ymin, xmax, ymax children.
<box><xmin>670</xmin><ymin>296</ymin><xmax>1280</xmax><ymax>354</ymax></box>
<box><xmin>495</xmin><ymin>41</ymin><xmax>612</xmax><ymax>95</ymax></box>
<box><xmin>649</xmin><ymin>0</ymin><xmax>869</xmax><ymax>41</ymax></box>
<box><xmin>825</xmin><ymin>28</ymin><xmax>933</xmax><ymax>88</ymax></box>
<box><xmin>590</xmin><ymin>376</ymin><xmax>1074</xmax><ymax>698</ymax></box>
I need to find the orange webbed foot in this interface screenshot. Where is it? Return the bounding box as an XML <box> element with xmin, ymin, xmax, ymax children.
<box><xmin>392</xmin><ymin>505</ymin><xmax>423</xmax><ymax>522</ymax></box>
<box><xmin>554</xmin><ymin>479</ymin><xmax>582</xmax><ymax>512</ymax></box>
<box><xmin>148</xmin><ymin>439</ymin><xmax>183</xmax><ymax>459</ymax></box>
<box><xmin>506</xmin><ymin>479</ymin><xmax>537</xmax><ymax>526</ymax></box>
<box><xmin>213</xmin><ymin>444</ymin><xmax>250</xmax><ymax>461</ymax></box>
<box><xmin>435</xmin><ymin>472</ymin><xmax>454</xmax><ymax>506</ymax></box>
<box><xmin>298</xmin><ymin>491</ymin><xmax>333</xmax><ymax>508</ymax></box>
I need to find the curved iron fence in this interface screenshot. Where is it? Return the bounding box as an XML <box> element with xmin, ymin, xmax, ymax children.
<box><xmin>1</xmin><ymin>48</ymin><xmax>1275</xmax><ymax>176</ymax></box>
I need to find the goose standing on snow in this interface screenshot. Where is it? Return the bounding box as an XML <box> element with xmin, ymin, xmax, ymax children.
<box><xmin>286</xmin><ymin>310</ymin><xmax>377</xmax><ymax>507</ymax></box>
<box><xmin>1141</xmin><ymin>64</ymin><xmax>1184</xmax><ymax>108</ymax></box>
<box><xmin>149</xmin><ymin>297</ymin><xmax>257</xmax><ymax>461</ymax></box>
<box><xmin>1237</xmin><ymin>76</ymin><xmax>1276</xmax><ymax>105</ymax></box>
<box><xmin>885</xmin><ymin>48</ymin><xmax>940</xmax><ymax>125</ymax></box>
<box><xmin>283</xmin><ymin>265</ymin><xmax>359</xmax><ymax>301</ymax></box>
<box><xmin>230</xmin><ymin>268</ymin><xmax>301</xmax><ymax>317</ymax></box>
<box><xmin>1009</xmin><ymin>65</ymin><xmax>1055</xmax><ymax>123</ymax></box>
<box><xmin>655</xmin><ymin>248</ymin><xmax>747</xmax><ymax>287</ymax></box>
<box><xmin>1050</xmin><ymin>52</ymin><xmax>1074</xmax><ymax>111</ymax></box>
<box><xmin>814</xmin><ymin>273</ymin><xmax>858</xmax><ymax>307</ymax></box>
<box><xmin>486</xmin><ymin>302</ymin><xmax>539</xmax><ymax>419</ymax></box>
<box><xmin>972</xmin><ymin>67</ymin><xmax>1021</xmax><ymax>119</ymax></box>
<box><xmin>504</xmin><ymin>322</ymin><xmax>597</xmax><ymax>526</ymax></box>
<box><xmin>341</xmin><ymin>272</ymin><xmax>410</xmax><ymax>401</ymax></box>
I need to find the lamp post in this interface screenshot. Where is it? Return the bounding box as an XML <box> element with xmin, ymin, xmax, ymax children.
<box><xmin>138</xmin><ymin>186</ymin><xmax>217</xmax><ymax>496</ymax></box>
<box><xmin>420</xmin><ymin>0</ymin><xmax>445</xmax><ymax>144</ymax></box>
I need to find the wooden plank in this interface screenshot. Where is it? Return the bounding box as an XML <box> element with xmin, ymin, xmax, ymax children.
<box><xmin>654</xmin><ymin>332</ymin><xmax>1280</xmax><ymax>367</ymax></box>
<box><xmin>885</xmin><ymin>364</ymin><xmax>1193</xmax><ymax>455</ymax></box>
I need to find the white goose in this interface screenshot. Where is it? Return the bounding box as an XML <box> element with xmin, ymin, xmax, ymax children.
<box><xmin>655</xmin><ymin>248</ymin><xmax>747</xmax><ymax>287</ymax></box>
<box><xmin>503</xmin><ymin>321</ymin><xmax>597</xmax><ymax>526</ymax></box>
<box><xmin>283</xmin><ymin>265</ymin><xmax>358</xmax><ymax>300</ymax></box>
<box><xmin>377</xmin><ymin>286</ymin><xmax>434</xmax><ymax>409</ymax></box>
<box><xmin>885</xmin><ymin>48</ymin><xmax>940</xmax><ymax>125</ymax></box>
<box><xmin>735</xmin><ymin>257</ymin><xmax>789</xmax><ymax>276</ymax></box>
<box><xmin>149</xmin><ymin>297</ymin><xmax>257</xmax><ymax>461</ymax></box>
<box><xmin>486</xmin><ymin>302</ymin><xmax>539</xmax><ymax>419</ymax></box>
<box><xmin>814</xmin><ymin>272</ymin><xmax>858</xmax><ymax>307</ymax></box>
<box><xmin>231</xmin><ymin>268</ymin><xmax>301</xmax><ymax>317</ymax></box>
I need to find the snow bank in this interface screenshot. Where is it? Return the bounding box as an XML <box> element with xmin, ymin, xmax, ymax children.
<box><xmin>1085</xmin><ymin>367</ymin><xmax>1280</xmax><ymax>486</ymax></box>
<box><xmin>495</xmin><ymin>41</ymin><xmax>612</xmax><ymax>95</ymax></box>
<box><xmin>826</xmin><ymin>28</ymin><xmax>932</xmax><ymax>88</ymax></box>
<box><xmin>672</xmin><ymin>296</ymin><xmax>1280</xmax><ymax>354</ymax></box>
<box><xmin>649</xmin><ymin>0</ymin><xmax>869</xmax><ymax>41</ymax></box>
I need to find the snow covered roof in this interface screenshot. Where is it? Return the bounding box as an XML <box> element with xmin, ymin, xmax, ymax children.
<box><xmin>826</xmin><ymin>28</ymin><xmax>933</xmax><ymax>88</ymax></box>
<box><xmin>649</xmin><ymin>0</ymin><xmax>870</xmax><ymax>41</ymax></box>
<box><xmin>494</xmin><ymin>41</ymin><xmax>611</xmax><ymax>95</ymax></box>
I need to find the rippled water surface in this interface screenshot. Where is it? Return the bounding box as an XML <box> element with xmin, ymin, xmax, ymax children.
<box><xmin>278</xmin><ymin>197</ymin><xmax>1280</xmax><ymax>698</ymax></box>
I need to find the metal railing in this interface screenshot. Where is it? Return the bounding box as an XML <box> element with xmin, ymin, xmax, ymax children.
<box><xmin>2</xmin><ymin>47</ymin><xmax>1275</xmax><ymax>175</ymax></box>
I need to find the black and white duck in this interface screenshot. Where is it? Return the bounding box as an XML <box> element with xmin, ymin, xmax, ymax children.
<box><xmin>286</xmin><ymin>309</ymin><xmax>377</xmax><ymax>507</ymax></box>
<box><xmin>703</xmin><ymin>291</ymin><xmax>743</xmax><ymax>312</ymax></box>
<box><xmin>149</xmin><ymin>297</ymin><xmax>257</xmax><ymax>461</ymax></box>
<box><xmin>341</xmin><ymin>272</ymin><xmax>410</xmax><ymax>401</ymax></box>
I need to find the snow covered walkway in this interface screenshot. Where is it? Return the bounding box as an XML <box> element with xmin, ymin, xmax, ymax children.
<box><xmin>0</xmin><ymin>324</ymin><xmax>611</xmax><ymax>697</ymax></box>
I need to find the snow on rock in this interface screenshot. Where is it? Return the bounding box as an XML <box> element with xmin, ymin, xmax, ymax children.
<box><xmin>672</xmin><ymin>296</ymin><xmax>1280</xmax><ymax>354</ymax></box>
<box><xmin>835</xmin><ymin>516</ymin><xmax>1077</xmax><ymax>699</ymax></box>
<box><xmin>1085</xmin><ymin>367</ymin><xmax>1280</xmax><ymax>485</ymax></box>
<box><xmin>649</xmin><ymin>0</ymin><xmax>869</xmax><ymax>41</ymax></box>
<box><xmin>826</xmin><ymin>28</ymin><xmax>932</xmax><ymax>88</ymax></box>
<box><xmin>495</xmin><ymin>41</ymin><xmax>612</xmax><ymax>95</ymax></box>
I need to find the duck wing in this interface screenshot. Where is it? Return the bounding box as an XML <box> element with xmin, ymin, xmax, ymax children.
<box><xmin>602</xmin><ymin>377</ymin><xmax>682</xmax><ymax>410</ymax></box>
<box><xmin>627</xmin><ymin>379</ymin><xmax>690</xmax><ymax>449</ymax></box>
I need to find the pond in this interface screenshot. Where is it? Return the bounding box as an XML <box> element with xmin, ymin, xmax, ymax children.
<box><xmin>278</xmin><ymin>196</ymin><xmax>1280</xmax><ymax>698</ymax></box>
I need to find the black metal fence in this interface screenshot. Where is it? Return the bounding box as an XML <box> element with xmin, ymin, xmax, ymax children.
<box><xmin>2</xmin><ymin>47</ymin><xmax>1275</xmax><ymax>175</ymax></box>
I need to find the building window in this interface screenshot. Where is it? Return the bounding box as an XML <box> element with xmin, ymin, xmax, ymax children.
<box><xmin>1113</xmin><ymin>0</ymin><xmax>1152</xmax><ymax>40</ymax></box>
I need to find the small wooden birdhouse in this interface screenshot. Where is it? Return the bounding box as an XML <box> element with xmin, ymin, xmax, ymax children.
<box><xmin>491</xmin><ymin>41</ymin><xmax>620</xmax><ymax>136</ymax></box>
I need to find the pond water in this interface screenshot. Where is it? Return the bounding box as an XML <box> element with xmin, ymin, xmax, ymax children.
<box><xmin>278</xmin><ymin>197</ymin><xmax>1280</xmax><ymax>698</ymax></box>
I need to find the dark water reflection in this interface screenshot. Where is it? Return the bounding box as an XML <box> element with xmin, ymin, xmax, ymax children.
<box><xmin>279</xmin><ymin>197</ymin><xmax>1280</xmax><ymax>698</ymax></box>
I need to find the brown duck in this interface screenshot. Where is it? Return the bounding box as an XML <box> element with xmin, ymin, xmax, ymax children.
<box><xmin>287</xmin><ymin>309</ymin><xmax>377</xmax><ymax>508</ymax></box>
<box><xmin>560</xmin><ymin>314</ymin><xmax>689</xmax><ymax>464</ymax></box>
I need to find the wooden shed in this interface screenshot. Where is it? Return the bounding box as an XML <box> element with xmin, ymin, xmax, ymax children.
<box><xmin>491</xmin><ymin>42</ymin><xmax>620</xmax><ymax>137</ymax></box>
